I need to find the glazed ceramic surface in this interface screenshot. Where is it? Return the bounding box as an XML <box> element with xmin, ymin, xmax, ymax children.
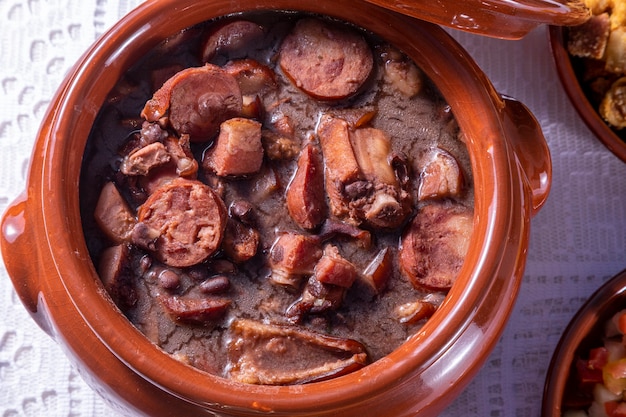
<box><xmin>549</xmin><ymin>26</ymin><xmax>626</xmax><ymax>163</ymax></box>
<box><xmin>1</xmin><ymin>0</ymin><xmax>554</xmax><ymax>415</ymax></box>
<box><xmin>542</xmin><ymin>269</ymin><xmax>626</xmax><ymax>416</ymax></box>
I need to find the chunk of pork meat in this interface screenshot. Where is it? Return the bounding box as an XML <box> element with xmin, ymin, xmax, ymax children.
<box><xmin>227</xmin><ymin>319</ymin><xmax>368</xmax><ymax>385</ymax></box>
<box><xmin>269</xmin><ymin>233</ymin><xmax>322</xmax><ymax>288</ymax></box>
<box><xmin>120</xmin><ymin>142</ymin><xmax>170</xmax><ymax>176</ymax></box>
<box><xmin>317</xmin><ymin>114</ymin><xmax>412</xmax><ymax>228</ymax></box>
<box><xmin>286</xmin><ymin>246</ymin><xmax>357</xmax><ymax>322</ymax></box>
<box><xmin>203</xmin><ymin>117</ymin><xmax>264</xmax><ymax>177</ymax></box>
<box><xmin>317</xmin><ymin>115</ymin><xmax>362</xmax><ymax>221</ymax></box>
<box><xmin>396</xmin><ymin>293</ymin><xmax>444</xmax><ymax>325</ymax></box>
<box><xmin>138</xmin><ymin>135</ymin><xmax>199</xmax><ymax>195</ymax></box>
<box><xmin>360</xmin><ymin>247</ymin><xmax>392</xmax><ymax>294</ymax></box>
<box><xmin>223</xmin><ymin>58</ymin><xmax>277</xmax><ymax>96</ymax></box>
<box><xmin>381</xmin><ymin>45</ymin><xmax>424</xmax><ymax>98</ymax></box>
<box><xmin>417</xmin><ymin>147</ymin><xmax>464</xmax><ymax>201</ymax></box>
<box><xmin>399</xmin><ymin>203</ymin><xmax>473</xmax><ymax>290</ymax></box>
<box><xmin>141</xmin><ymin>64</ymin><xmax>243</xmax><ymax>142</ymax></box>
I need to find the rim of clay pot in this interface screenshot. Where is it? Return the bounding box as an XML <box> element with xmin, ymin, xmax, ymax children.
<box><xmin>542</xmin><ymin>269</ymin><xmax>626</xmax><ymax>416</ymax></box>
<box><xmin>41</xmin><ymin>0</ymin><xmax>523</xmax><ymax>413</ymax></box>
<box><xmin>548</xmin><ymin>25</ymin><xmax>626</xmax><ymax>163</ymax></box>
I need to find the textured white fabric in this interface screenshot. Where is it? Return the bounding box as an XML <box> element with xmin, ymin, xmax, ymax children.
<box><xmin>0</xmin><ymin>1</ymin><xmax>625</xmax><ymax>416</ymax></box>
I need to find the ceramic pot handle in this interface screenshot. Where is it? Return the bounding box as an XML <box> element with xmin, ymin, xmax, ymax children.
<box><xmin>1</xmin><ymin>193</ymin><xmax>53</xmax><ymax>335</ymax></box>
<box><xmin>501</xmin><ymin>96</ymin><xmax>552</xmax><ymax>215</ymax></box>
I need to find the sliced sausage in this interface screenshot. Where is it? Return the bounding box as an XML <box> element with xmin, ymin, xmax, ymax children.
<box><xmin>399</xmin><ymin>203</ymin><xmax>473</xmax><ymax>290</ymax></box>
<box><xmin>202</xmin><ymin>117</ymin><xmax>263</xmax><ymax>177</ymax></box>
<box><xmin>94</xmin><ymin>181</ymin><xmax>137</xmax><ymax>243</ymax></box>
<box><xmin>279</xmin><ymin>18</ymin><xmax>373</xmax><ymax>100</ymax></box>
<box><xmin>137</xmin><ymin>178</ymin><xmax>227</xmax><ymax>268</ymax></box>
<box><xmin>141</xmin><ymin>64</ymin><xmax>243</xmax><ymax>142</ymax></box>
<box><xmin>286</xmin><ymin>143</ymin><xmax>327</xmax><ymax>230</ymax></box>
<box><xmin>159</xmin><ymin>294</ymin><xmax>231</xmax><ymax>324</ymax></box>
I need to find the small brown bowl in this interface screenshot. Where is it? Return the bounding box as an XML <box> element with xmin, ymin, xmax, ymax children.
<box><xmin>0</xmin><ymin>0</ymin><xmax>555</xmax><ymax>415</ymax></box>
<box><xmin>542</xmin><ymin>269</ymin><xmax>626</xmax><ymax>416</ymax></box>
<box><xmin>548</xmin><ymin>25</ymin><xmax>626</xmax><ymax>163</ymax></box>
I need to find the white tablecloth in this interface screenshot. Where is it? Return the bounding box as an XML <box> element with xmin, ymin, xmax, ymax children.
<box><xmin>1</xmin><ymin>1</ymin><xmax>625</xmax><ymax>415</ymax></box>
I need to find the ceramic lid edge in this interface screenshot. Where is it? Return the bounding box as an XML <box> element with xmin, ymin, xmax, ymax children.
<box><xmin>363</xmin><ymin>0</ymin><xmax>590</xmax><ymax>39</ymax></box>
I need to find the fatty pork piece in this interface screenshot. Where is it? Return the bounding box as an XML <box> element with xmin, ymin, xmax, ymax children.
<box><xmin>317</xmin><ymin>114</ymin><xmax>412</xmax><ymax>229</ymax></box>
<box><xmin>417</xmin><ymin>147</ymin><xmax>464</xmax><ymax>201</ymax></box>
<box><xmin>286</xmin><ymin>245</ymin><xmax>358</xmax><ymax>323</ymax></box>
<box><xmin>399</xmin><ymin>203</ymin><xmax>473</xmax><ymax>291</ymax></box>
<box><xmin>227</xmin><ymin>318</ymin><xmax>369</xmax><ymax>385</ymax></box>
<box><xmin>141</xmin><ymin>64</ymin><xmax>243</xmax><ymax>142</ymax></box>
<box><xmin>202</xmin><ymin>117</ymin><xmax>264</xmax><ymax>177</ymax></box>
<box><xmin>122</xmin><ymin>130</ymin><xmax>199</xmax><ymax>194</ymax></box>
<box><xmin>269</xmin><ymin>233</ymin><xmax>322</xmax><ymax>288</ymax></box>
<box><xmin>381</xmin><ymin>44</ymin><xmax>424</xmax><ymax>98</ymax></box>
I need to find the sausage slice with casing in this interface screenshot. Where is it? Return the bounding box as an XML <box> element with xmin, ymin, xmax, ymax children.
<box><xmin>141</xmin><ymin>64</ymin><xmax>242</xmax><ymax>142</ymax></box>
<box><xmin>399</xmin><ymin>203</ymin><xmax>473</xmax><ymax>290</ymax></box>
<box><xmin>279</xmin><ymin>18</ymin><xmax>373</xmax><ymax>100</ymax></box>
<box><xmin>137</xmin><ymin>178</ymin><xmax>227</xmax><ymax>268</ymax></box>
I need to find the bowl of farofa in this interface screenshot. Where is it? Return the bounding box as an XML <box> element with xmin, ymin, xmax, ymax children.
<box><xmin>549</xmin><ymin>1</ymin><xmax>626</xmax><ymax>163</ymax></box>
<box><xmin>1</xmin><ymin>0</ymin><xmax>587</xmax><ymax>415</ymax></box>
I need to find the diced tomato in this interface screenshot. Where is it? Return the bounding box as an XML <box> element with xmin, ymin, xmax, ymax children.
<box><xmin>576</xmin><ymin>354</ymin><xmax>605</xmax><ymax>385</ymax></box>
<box><xmin>605</xmin><ymin>400</ymin><xmax>626</xmax><ymax>417</ymax></box>
<box><xmin>617</xmin><ymin>312</ymin><xmax>626</xmax><ymax>335</ymax></box>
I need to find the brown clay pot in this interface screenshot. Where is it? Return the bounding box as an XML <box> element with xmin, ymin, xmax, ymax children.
<box><xmin>0</xmin><ymin>0</ymin><xmax>554</xmax><ymax>415</ymax></box>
